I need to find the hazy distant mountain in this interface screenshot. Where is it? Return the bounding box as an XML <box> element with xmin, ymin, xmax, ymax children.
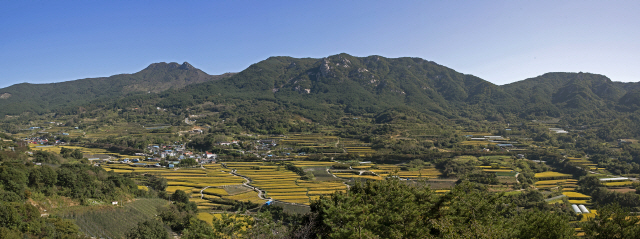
<box><xmin>0</xmin><ymin>62</ymin><xmax>233</xmax><ymax>115</ymax></box>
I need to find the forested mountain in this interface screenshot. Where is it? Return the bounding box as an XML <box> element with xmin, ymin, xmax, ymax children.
<box><xmin>2</xmin><ymin>54</ymin><xmax>640</xmax><ymax>124</ymax></box>
<box><xmin>0</xmin><ymin>62</ymin><xmax>233</xmax><ymax>115</ymax></box>
<box><xmin>147</xmin><ymin>54</ymin><xmax>515</xmax><ymax>124</ymax></box>
<box><xmin>502</xmin><ymin>73</ymin><xmax>624</xmax><ymax>116</ymax></box>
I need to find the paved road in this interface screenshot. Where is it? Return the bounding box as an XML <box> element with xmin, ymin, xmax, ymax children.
<box><xmin>544</xmin><ymin>194</ymin><xmax>567</xmax><ymax>202</ymax></box>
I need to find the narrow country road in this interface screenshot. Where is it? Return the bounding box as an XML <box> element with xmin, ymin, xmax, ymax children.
<box><xmin>544</xmin><ymin>194</ymin><xmax>567</xmax><ymax>202</ymax></box>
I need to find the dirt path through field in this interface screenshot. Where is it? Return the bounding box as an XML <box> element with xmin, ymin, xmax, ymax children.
<box><xmin>222</xmin><ymin>164</ymin><xmax>271</xmax><ymax>200</ymax></box>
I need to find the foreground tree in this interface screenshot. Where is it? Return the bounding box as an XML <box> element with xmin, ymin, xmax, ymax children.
<box><xmin>582</xmin><ymin>204</ymin><xmax>640</xmax><ymax>239</ymax></box>
<box><xmin>125</xmin><ymin>219</ymin><xmax>169</xmax><ymax>239</ymax></box>
<box><xmin>306</xmin><ymin>178</ymin><xmax>576</xmax><ymax>239</ymax></box>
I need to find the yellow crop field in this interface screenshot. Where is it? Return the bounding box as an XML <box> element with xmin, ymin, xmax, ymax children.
<box><xmin>298</xmin><ymin>182</ymin><xmax>345</xmax><ymax>187</ymax></box>
<box><xmin>535</xmin><ymin>185</ymin><xmax>558</xmax><ymax>189</ymax></box>
<box><xmin>331</xmin><ymin>172</ymin><xmax>384</xmax><ymax>180</ymax></box>
<box><xmin>166</xmin><ymin>186</ymin><xmax>194</xmax><ymax>193</ymax></box>
<box><xmin>563</xmin><ymin>192</ymin><xmax>591</xmax><ymax>199</ymax></box>
<box><xmin>460</xmin><ymin>141</ymin><xmax>497</xmax><ymax>146</ymax></box>
<box><xmin>290</xmin><ymin>161</ymin><xmax>335</xmax><ymax>166</ymax></box>
<box><xmin>534</xmin><ymin>171</ymin><xmax>572</xmax><ymax>178</ymax></box>
<box><xmin>223</xmin><ymin>191</ymin><xmax>266</xmax><ymax>204</ymax></box>
<box><xmin>568</xmin><ymin>200</ymin><xmax>590</xmax><ymax>204</ymax></box>
<box><xmin>603</xmin><ymin>181</ymin><xmax>633</xmax><ymax>186</ymax></box>
<box><xmin>265</xmin><ymin>188</ymin><xmax>308</xmax><ymax>193</ymax></box>
<box><xmin>535</xmin><ymin>180</ymin><xmax>568</xmax><ymax>185</ymax></box>
<box><xmin>270</xmin><ymin>195</ymin><xmax>309</xmax><ymax>199</ymax></box>
<box><xmin>297</xmin><ymin>180</ymin><xmax>348</xmax><ymax>197</ymax></box>
<box><xmin>203</xmin><ymin>188</ymin><xmax>229</xmax><ymax>196</ymax></box>
<box><xmin>225</xmin><ymin>162</ymin><xmax>310</xmax><ymax>203</ymax></box>
<box><xmin>396</xmin><ymin>169</ymin><xmax>442</xmax><ymax>178</ymax></box>
<box><xmin>250</xmin><ymin>183</ymin><xmax>298</xmax><ymax>187</ymax></box>
<box><xmin>308</xmin><ymin>190</ymin><xmax>346</xmax><ymax>195</ymax></box>
<box><xmin>167</xmin><ymin>181</ymin><xmax>203</xmax><ymax>187</ymax></box>
<box><xmin>197</xmin><ymin>213</ymin><xmax>216</xmax><ymax>226</ymax></box>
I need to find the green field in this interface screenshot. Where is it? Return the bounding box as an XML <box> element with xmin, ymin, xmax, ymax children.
<box><xmin>58</xmin><ymin>198</ymin><xmax>169</xmax><ymax>239</ymax></box>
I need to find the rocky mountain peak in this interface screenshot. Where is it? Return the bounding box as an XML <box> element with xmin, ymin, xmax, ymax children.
<box><xmin>179</xmin><ymin>62</ymin><xmax>195</xmax><ymax>70</ymax></box>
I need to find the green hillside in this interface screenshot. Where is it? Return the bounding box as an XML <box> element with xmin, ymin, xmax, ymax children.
<box><xmin>146</xmin><ymin>54</ymin><xmax>516</xmax><ymax>123</ymax></box>
<box><xmin>2</xmin><ymin>54</ymin><xmax>640</xmax><ymax>129</ymax></box>
<box><xmin>0</xmin><ymin>62</ymin><xmax>233</xmax><ymax>115</ymax></box>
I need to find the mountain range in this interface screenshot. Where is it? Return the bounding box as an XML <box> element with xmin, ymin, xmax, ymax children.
<box><xmin>2</xmin><ymin>53</ymin><xmax>639</xmax><ymax>123</ymax></box>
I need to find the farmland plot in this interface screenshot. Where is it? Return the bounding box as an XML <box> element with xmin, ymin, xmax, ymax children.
<box><xmin>59</xmin><ymin>198</ymin><xmax>169</xmax><ymax>239</ymax></box>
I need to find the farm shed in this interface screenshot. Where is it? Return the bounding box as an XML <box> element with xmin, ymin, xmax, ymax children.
<box><xmin>571</xmin><ymin>204</ymin><xmax>581</xmax><ymax>214</ymax></box>
<box><xmin>578</xmin><ymin>205</ymin><xmax>589</xmax><ymax>214</ymax></box>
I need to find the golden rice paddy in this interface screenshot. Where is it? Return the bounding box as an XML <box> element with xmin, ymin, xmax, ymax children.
<box><xmin>534</xmin><ymin>171</ymin><xmax>572</xmax><ymax>179</ymax></box>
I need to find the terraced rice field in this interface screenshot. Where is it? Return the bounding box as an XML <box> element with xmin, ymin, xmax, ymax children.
<box><xmin>365</xmin><ymin>164</ymin><xmax>442</xmax><ymax>179</ymax></box>
<box><xmin>460</xmin><ymin>141</ymin><xmax>497</xmax><ymax>146</ymax></box>
<box><xmin>225</xmin><ymin>162</ymin><xmax>308</xmax><ymax>204</ymax></box>
<box><xmin>289</xmin><ymin>161</ymin><xmax>336</xmax><ymax>167</ymax></box>
<box><xmin>534</xmin><ymin>171</ymin><xmax>572</xmax><ymax>179</ymax></box>
<box><xmin>225</xmin><ymin>161</ymin><xmax>352</xmax><ymax>205</ymax></box>
<box><xmin>331</xmin><ymin>172</ymin><xmax>384</xmax><ymax>180</ymax></box>
<box><xmin>535</xmin><ymin>179</ymin><xmax>578</xmax><ymax>190</ymax></box>
<box><xmin>569</xmin><ymin>200</ymin><xmax>591</xmax><ymax>204</ymax></box>
<box><xmin>602</xmin><ymin>181</ymin><xmax>633</xmax><ymax>187</ymax></box>
<box><xmin>344</xmin><ymin>147</ymin><xmax>376</xmax><ymax>155</ymax></box>
<box><xmin>278</xmin><ymin>134</ymin><xmax>339</xmax><ymax>148</ymax></box>
<box><xmin>562</xmin><ymin>192</ymin><xmax>591</xmax><ymax>199</ymax></box>
<box><xmin>223</xmin><ymin>191</ymin><xmax>267</xmax><ymax>204</ymax></box>
<box><xmin>396</xmin><ymin>168</ymin><xmax>442</xmax><ymax>179</ymax></box>
<box><xmin>103</xmin><ymin>163</ymin><xmax>251</xmax><ymax>209</ymax></box>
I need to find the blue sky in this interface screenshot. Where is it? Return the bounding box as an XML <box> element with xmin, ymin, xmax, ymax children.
<box><xmin>1</xmin><ymin>0</ymin><xmax>639</xmax><ymax>88</ymax></box>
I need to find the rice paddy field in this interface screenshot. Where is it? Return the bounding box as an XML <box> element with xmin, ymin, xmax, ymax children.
<box><xmin>278</xmin><ymin>134</ymin><xmax>339</xmax><ymax>146</ymax></box>
<box><xmin>103</xmin><ymin>163</ymin><xmax>254</xmax><ymax>210</ymax></box>
<box><xmin>277</xmin><ymin>134</ymin><xmax>344</xmax><ymax>154</ymax></box>
<box><xmin>459</xmin><ymin>140</ymin><xmax>498</xmax><ymax>146</ymax></box>
<box><xmin>535</xmin><ymin>179</ymin><xmax>578</xmax><ymax>190</ymax></box>
<box><xmin>101</xmin><ymin>160</ymin><xmax>350</xmax><ymax>207</ymax></box>
<box><xmin>534</xmin><ymin>171</ymin><xmax>572</xmax><ymax>179</ymax></box>
<box><xmin>602</xmin><ymin>181</ymin><xmax>634</xmax><ymax>187</ymax></box>
<box><xmin>562</xmin><ymin>192</ymin><xmax>591</xmax><ymax>200</ymax></box>
<box><xmin>224</xmin><ymin>161</ymin><xmax>351</xmax><ymax>205</ymax></box>
<box><xmin>224</xmin><ymin>162</ymin><xmax>306</xmax><ymax>204</ymax></box>
<box><xmin>368</xmin><ymin>164</ymin><xmax>442</xmax><ymax>179</ymax></box>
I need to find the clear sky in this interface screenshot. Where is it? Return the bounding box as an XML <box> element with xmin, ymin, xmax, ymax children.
<box><xmin>1</xmin><ymin>0</ymin><xmax>639</xmax><ymax>89</ymax></box>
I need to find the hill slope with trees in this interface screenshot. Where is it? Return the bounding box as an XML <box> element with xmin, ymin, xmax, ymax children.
<box><xmin>2</xmin><ymin>54</ymin><xmax>640</xmax><ymax>135</ymax></box>
<box><xmin>0</xmin><ymin>62</ymin><xmax>233</xmax><ymax>115</ymax></box>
